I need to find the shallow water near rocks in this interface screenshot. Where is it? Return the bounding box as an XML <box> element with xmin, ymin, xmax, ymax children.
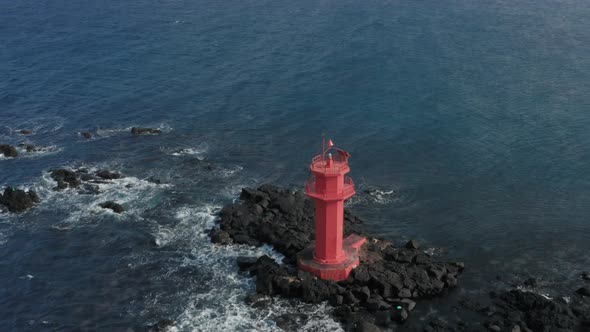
<box><xmin>2</xmin><ymin>0</ymin><xmax>590</xmax><ymax>330</ymax></box>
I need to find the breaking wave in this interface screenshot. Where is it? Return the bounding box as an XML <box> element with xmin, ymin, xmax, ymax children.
<box><xmin>149</xmin><ymin>204</ymin><xmax>343</xmax><ymax>332</ymax></box>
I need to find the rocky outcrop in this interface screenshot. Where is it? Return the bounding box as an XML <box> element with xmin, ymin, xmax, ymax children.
<box><xmin>211</xmin><ymin>184</ymin><xmax>464</xmax><ymax>330</ymax></box>
<box><xmin>50</xmin><ymin>169</ymin><xmax>83</xmax><ymax>190</ymax></box>
<box><xmin>456</xmin><ymin>288</ymin><xmax>590</xmax><ymax>332</ymax></box>
<box><xmin>0</xmin><ymin>144</ymin><xmax>18</xmax><ymax>158</ymax></box>
<box><xmin>0</xmin><ymin>187</ymin><xmax>40</xmax><ymax>213</ymax></box>
<box><xmin>95</xmin><ymin>170</ymin><xmax>121</xmax><ymax>180</ymax></box>
<box><xmin>131</xmin><ymin>127</ymin><xmax>161</xmax><ymax>135</ymax></box>
<box><xmin>99</xmin><ymin>201</ymin><xmax>124</xmax><ymax>214</ymax></box>
<box><xmin>49</xmin><ymin>168</ymin><xmax>122</xmax><ymax>191</ymax></box>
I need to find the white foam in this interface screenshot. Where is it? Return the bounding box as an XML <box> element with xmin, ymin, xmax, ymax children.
<box><xmin>218</xmin><ymin>165</ymin><xmax>244</xmax><ymax>178</ymax></box>
<box><xmin>33</xmin><ymin>164</ymin><xmax>169</xmax><ymax>227</ymax></box>
<box><xmin>161</xmin><ymin>144</ymin><xmax>208</xmax><ymax>159</ymax></box>
<box><xmin>365</xmin><ymin>188</ymin><xmax>396</xmax><ymax>204</ymax></box>
<box><xmin>149</xmin><ymin>205</ymin><xmax>343</xmax><ymax>332</ymax></box>
<box><xmin>17</xmin><ymin>145</ymin><xmax>63</xmax><ymax>158</ymax></box>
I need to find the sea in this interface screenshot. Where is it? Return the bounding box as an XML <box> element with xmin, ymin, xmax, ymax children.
<box><xmin>1</xmin><ymin>0</ymin><xmax>590</xmax><ymax>330</ymax></box>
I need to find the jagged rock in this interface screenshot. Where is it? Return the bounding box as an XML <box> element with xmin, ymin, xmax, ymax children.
<box><xmin>99</xmin><ymin>201</ymin><xmax>124</xmax><ymax>214</ymax></box>
<box><xmin>50</xmin><ymin>169</ymin><xmax>81</xmax><ymax>190</ymax></box>
<box><xmin>0</xmin><ymin>144</ymin><xmax>18</xmax><ymax>157</ymax></box>
<box><xmin>405</xmin><ymin>239</ymin><xmax>420</xmax><ymax>249</ymax></box>
<box><xmin>578</xmin><ymin>287</ymin><xmax>590</xmax><ymax>297</ymax></box>
<box><xmin>131</xmin><ymin>127</ymin><xmax>161</xmax><ymax>135</ymax></box>
<box><xmin>210</xmin><ymin>228</ymin><xmax>233</xmax><ymax>245</ymax></box>
<box><xmin>391</xmin><ymin>305</ymin><xmax>409</xmax><ymax>323</ymax></box>
<box><xmin>146</xmin><ymin>319</ymin><xmax>175</xmax><ymax>332</ymax></box>
<box><xmin>479</xmin><ymin>289</ymin><xmax>580</xmax><ymax>332</ymax></box>
<box><xmin>236</xmin><ymin>256</ymin><xmax>258</xmax><ymax>271</ymax></box>
<box><xmin>0</xmin><ymin>187</ymin><xmax>40</xmax><ymax>213</ymax></box>
<box><xmin>523</xmin><ymin>277</ymin><xmax>538</xmax><ymax>288</ymax></box>
<box><xmin>95</xmin><ymin>170</ymin><xmax>121</xmax><ymax>180</ymax></box>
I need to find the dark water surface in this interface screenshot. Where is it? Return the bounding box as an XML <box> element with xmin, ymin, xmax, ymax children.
<box><xmin>1</xmin><ymin>0</ymin><xmax>590</xmax><ymax>330</ymax></box>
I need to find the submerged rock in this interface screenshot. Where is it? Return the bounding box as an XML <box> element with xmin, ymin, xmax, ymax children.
<box><xmin>0</xmin><ymin>187</ymin><xmax>40</xmax><ymax>213</ymax></box>
<box><xmin>99</xmin><ymin>201</ymin><xmax>124</xmax><ymax>214</ymax></box>
<box><xmin>0</xmin><ymin>144</ymin><xmax>18</xmax><ymax>158</ymax></box>
<box><xmin>131</xmin><ymin>127</ymin><xmax>161</xmax><ymax>135</ymax></box>
<box><xmin>18</xmin><ymin>129</ymin><xmax>32</xmax><ymax>135</ymax></box>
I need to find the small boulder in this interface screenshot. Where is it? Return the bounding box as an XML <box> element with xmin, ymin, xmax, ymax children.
<box><xmin>99</xmin><ymin>201</ymin><xmax>124</xmax><ymax>214</ymax></box>
<box><xmin>523</xmin><ymin>277</ymin><xmax>538</xmax><ymax>288</ymax></box>
<box><xmin>95</xmin><ymin>170</ymin><xmax>121</xmax><ymax>180</ymax></box>
<box><xmin>147</xmin><ymin>319</ymin><xmax>175</xmax><ymax>332</ymax></box>
<box><xmin>50</xmin><ymin>169</ymin><xmax>81</xmax><ymax>190</ymax></box>
<box><xmin>210</xmin><ymin>228</ymin><xmax>233</xmax><ymax>245</ymax></box>
<box><xmin>391</xmin><ymin>305</ymin><xmax>409</xmax><ymax>323</ymax></box>
<box><xmin>0</xmin><ymin>144</ymin><xmax>18</xmax><ymax>158</ymax></box>
<box><xmin>236</xmin><ymin>256</ymin><xmax>258</xmax><ymax>271</ymax></box>
<box><xmin>81</xmin><ymin>132</ymin><xmax>92</xmax><ymax>139</ymax></box>
<box><xmin>405</xmin><ymin>239</ymin><xmax>420</xmax><ymax>249</ymax></box>
<box><xmin>131</xmin><ymin>127</ymin><xmax>161</xmax><ymax>135</ymax></box>
<box><xmin>577</xmin><ymin>287</ymin><xmax>590</xmax><ymax>297</ymax></box>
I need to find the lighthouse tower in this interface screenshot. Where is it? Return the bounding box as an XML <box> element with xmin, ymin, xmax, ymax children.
<box><xmin>298</xmin><ymin>139</ymin><xmax>366</xmax><ymax>281</ymax></box>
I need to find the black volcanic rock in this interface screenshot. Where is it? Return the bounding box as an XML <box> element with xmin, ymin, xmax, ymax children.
<box><xmin>456</xmin><ymin>289</ymin><xmax>589</xmax><ymax>332</ymax></box>
<box><xmin>578</xmin><ymin>287</ymin><xmax>590</xmax><ymax>297</ymax></box>
<box><xmin>99</xmin><ymin>201</ymin><xmax>124</xmax><ymax>214</ymax></box>
<box><xmin>0</xmin><ymin>144</ymin><xmax>18</xmax><ymax>158</ymax></box>
<box><xmin>0</xmin><ymin>187</ymin><xmax>40</xmax><ymax>213</ymax></box>
<box><xmin>95</xmin><ymin>170</ymin><xmax>121</xmax><ymax>180</ymax></box>
<box><xmin>50</xmin><ymin>169</ymin><xmax>82</xmax><ymax>190</ymax></box>
<box><xmin>131</xmin><ymin>127</ymin><xmax>161</xmax><ymax>135</ymax></box>
<box><xmin>211</xmin><ymin>184</ymin><xmax>465</xmax><ymax>330</ymax></box>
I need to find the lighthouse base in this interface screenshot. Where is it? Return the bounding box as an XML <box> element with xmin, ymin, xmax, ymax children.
<box><xmin>297</xmin><ymin>234</ymin><xmax>366</xmax><ymax>281</ymax></box>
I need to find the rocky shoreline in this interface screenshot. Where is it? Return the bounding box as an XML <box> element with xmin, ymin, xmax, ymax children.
<box><xmin>210</xmin><ymin>184</ymin><xmax>590</xmax><ymax>331</ymax></box>
<box><xmin>211</xmin><ymin>184</ymin><xmax>464</xmax><ymax>331</ymax></box>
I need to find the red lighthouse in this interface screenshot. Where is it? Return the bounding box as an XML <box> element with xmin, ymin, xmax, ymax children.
<box><xmin>298</xmin><ymin>139</ymin><xmax>366</xmax><ymax>281</ymax></box>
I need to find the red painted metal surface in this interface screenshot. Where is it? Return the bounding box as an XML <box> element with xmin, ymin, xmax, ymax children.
<box><xmin>297</xmin><ymin>141</ymin><xmax>366</xmax><ymax>281</ymax></box>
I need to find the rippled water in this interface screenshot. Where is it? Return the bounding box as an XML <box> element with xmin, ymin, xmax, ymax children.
<box><xmin>2</xmin><ymin>0</ymin><xmax>590</xmax><ymax>330</ymax></box>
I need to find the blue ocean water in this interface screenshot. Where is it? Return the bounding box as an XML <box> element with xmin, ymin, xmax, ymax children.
<box><xmin>1</xmin><ymin>0</ymin><xmax>590</xmax><ymax>330</ymax></box>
